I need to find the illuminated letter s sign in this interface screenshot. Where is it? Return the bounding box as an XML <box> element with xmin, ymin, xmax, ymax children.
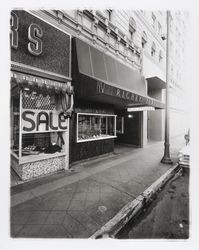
<box><xmin>28</xmin><ymin>23</ymin><xmax>43</xmax><ymax>56</ymax></box>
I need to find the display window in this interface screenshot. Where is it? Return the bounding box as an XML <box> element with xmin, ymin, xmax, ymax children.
<box><xmin>11</xmin><ymin>87</ymin><xmax>20</xmax><ymax>157</ymax></box>
<box><xmin>116</xmin><ymin>116</ymin><xmax>124</xmax><ymax>134</ymax></box>
<box><xmin>77</xmin><ymin>113</ymin><xmax>116</xmax><ymax>142</ymax></box>
<box><xmin>11</xmin><ymin>87</ymin><xmax>68</xmax><ymax>163</ymax></box>
<box><xmin>22</xmin><ymin>132</ymin><xmax>66</xmax><ymax>157</ymax></box>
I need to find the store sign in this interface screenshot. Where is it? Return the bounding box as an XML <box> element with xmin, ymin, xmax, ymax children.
<box><xmin>11</xmin><ymin>12</ymin><xmax>43</xmax><ymax>55</ymax></box>
<box><xmin>127</xmin><ymin>107</ymin><xmax>155</xmax><ymax>112</ymax></box>
<box><xmin>21</xmin><ymin>109</ymin><xmax>67</xmax><ymax>134</ymax></box>
<box><xmin>11</xmin><ymin>10</ymin><xmax>70</xmax><ymax>78</ymax></box>
<box><xmin>96</xmin><ymin>81</ymin><xmax>155</xmax><ymax>106</ymax></box>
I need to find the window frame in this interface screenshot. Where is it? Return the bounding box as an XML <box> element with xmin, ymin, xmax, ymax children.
<box><xmin>129</xmin><ymin>17</ymin><xmax>137</xmax><ymax>42</ymax></box>
<box><xmin>158</xmin><ymin>22</ymin><xmax>162</xmax><ymax>35</ymax></box>
<box><xmin>141</xmin><ymin>31</ymin><xmax>147</xmax><ymax>48</ymax></box>
<box><xmin>11</xmin><ymin>88</ymin><xmax>20</xmax><ymax>159</ymax></box>
<box><xmin>76</xmin><ymin>112</ymin><xmax>117</xmax><ymax>143</ymax></box>
<box><xmin>152</xmin><ymin>13</ymin><xmax>156</xmax><ymax>29</ymax></box>
<box><xmin>106</xmin><ymin>9</ymin><xmax>112</xmax><ymax>21</ymax></box>
<box><xmin>151</xmin><ymin>42</ymin><xmax>156</xmax><ymax>57</ymax></box>
<box><xmin>116</xmin><ymin>116</ymin><xmax>124</xmax><ymax>134</ymax></box>
<box><xmin>159</xmin><ymin>50</ymin><xmax>163</xmax><ymax>63</ymax></box>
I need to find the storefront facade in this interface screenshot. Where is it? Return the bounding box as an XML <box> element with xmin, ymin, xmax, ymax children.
<box><xmin>10</xmin><ymin>10</ymin><xmax>73</xmax><ymax>180</ymax></box>
<box><xmin>69</xmin><ymin>37</ymin><xmax>165</xmax><ymax>163</ymax></box>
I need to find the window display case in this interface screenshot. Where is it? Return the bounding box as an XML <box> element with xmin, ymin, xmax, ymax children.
<box><xmin>77</xmin><ymin>113</ymin><xmax>116</xmax><ymax>142</ymax></box>
<box><xmin>11</xmin><ymin>86</ymin><xmax>69</xmax><ymax>180</ymax></box>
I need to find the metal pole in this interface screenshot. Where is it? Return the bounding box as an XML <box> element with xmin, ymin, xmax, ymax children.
<box><xmin>161</xmin><ymin>10</ymin><xmax>173</xmax><ymax>164</ymax></box>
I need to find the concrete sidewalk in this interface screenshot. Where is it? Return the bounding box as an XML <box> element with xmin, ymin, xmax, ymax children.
<box><xmin>11</xmin><ymin>136</ymin><xmax>185</xmax><ymax>238</ymax></box>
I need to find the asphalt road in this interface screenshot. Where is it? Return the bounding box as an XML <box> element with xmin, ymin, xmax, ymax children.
<box><xmin>116</xmin><ymin>168</ymin><xmax>189</xmax><ymax>239</ymax></box>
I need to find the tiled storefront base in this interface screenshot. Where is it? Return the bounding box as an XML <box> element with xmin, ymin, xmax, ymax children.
<box><xmin>11</xmin><ymin>156</ymin><xmax>66</xmax><ymax>181</ymax></box>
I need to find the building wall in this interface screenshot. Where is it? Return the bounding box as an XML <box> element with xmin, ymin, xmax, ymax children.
<box><xmin>123</xmin><ymin>10</ymin><xmax>189</xmax><ymax>140</ymax></box>
<box><xmin>169</xmin><ymin>11</ymin><xmax>189</xmax><ymax>138</ymax></box>
<box><xmin>147</xmin><ymin>110</ymin><xmax>164</xmax><ymax>141</ymax></box>
<box><xmin>31</xmin><ymin>9</ymin><xmax>189</xmax><ymax>144</ymax></box>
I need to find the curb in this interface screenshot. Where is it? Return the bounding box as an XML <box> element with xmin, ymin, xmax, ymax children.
<box><xmin>90</xmin><ymin>163</ymin><xmax>181</xmax><ymax>239</ymax></box>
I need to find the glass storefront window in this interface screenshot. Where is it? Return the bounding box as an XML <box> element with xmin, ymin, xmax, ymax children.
<box><xmin>77</xmin><ymin>113</ymin><xmax>116</xmax><ymax>142</ymax></box>
<box><xmin>11</xmin><ymin>87</ymin><xmax>67</xmax><ymax>162</ymax></box>
<box><xmin>22</xmin><ymin>132</ymin><xmax>65</xmax><ymax>158</ymax></box>
<box><xmin>20</xmin><ymin>92</ymin><xmax>67</xmax><ymax>161</ymax></box>
<box><xmin>11</xmin><ymin>87</ymin><xmax>20</xmax><ymax>156</ymax></box>
<box><xmin>116</xmin><ymin>116</ymin><xmax>124</xmax><ymax>134</ymax></box>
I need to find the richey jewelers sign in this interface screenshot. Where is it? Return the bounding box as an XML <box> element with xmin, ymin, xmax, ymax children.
<box><xmin>96</xmin><ymin>81</ymin><xmax>165</xmax><ymax>109</ymax></box>
<box><xmin>10</xmin><ymin>10</ymin><xmax>71</xmax><ymax>78</ymax></box>
<box><xmin>21</xmin><ymin>109</ymin><xmax>67</xmax><ymax>134</ymax></box>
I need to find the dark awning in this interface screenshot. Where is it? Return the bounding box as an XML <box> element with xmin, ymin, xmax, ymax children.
<box><xmin>73</xmin><ymin>38</ymin><xmax>165</xmax><ymax>110</ymax></box>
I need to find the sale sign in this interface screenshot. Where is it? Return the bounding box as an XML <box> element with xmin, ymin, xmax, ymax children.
<box><xmin>21</xmin><ymin>109</ymin><xmax>67</xmax><ymax>134</ymax></box>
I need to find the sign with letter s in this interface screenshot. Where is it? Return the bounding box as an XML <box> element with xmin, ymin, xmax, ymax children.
<box><xmin>10</xmin><ymin>10</ymin><xmax>70</xmax><ymax>78</ymax></box>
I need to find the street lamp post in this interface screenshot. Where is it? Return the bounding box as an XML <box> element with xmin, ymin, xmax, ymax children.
<box><xmin>161</xmin><ymin>10</ymin><xmax>173</xmax><ymax>164</ymax></box>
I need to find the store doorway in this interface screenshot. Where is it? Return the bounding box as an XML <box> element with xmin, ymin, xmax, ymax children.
<box><xmin>115</xmin><ymin>110</ymin><xmax>142</xmax><ymax>148</ymax></box>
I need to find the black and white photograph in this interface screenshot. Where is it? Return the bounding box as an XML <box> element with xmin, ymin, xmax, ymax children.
<box><xmin>0</xmin><ymin>0</ymin><xmax>199</xmax><ymax>249</ymax></box>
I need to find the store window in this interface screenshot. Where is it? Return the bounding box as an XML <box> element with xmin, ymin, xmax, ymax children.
<box><xmin>11</xmin><ymin>86</ymin><xmax>20</xmax><ymax>157</ymax></box>
<box><xmin>11</xmin><ymin>86</ymin><xmax>68</xmax><ymax>162</ymax></box>
<box><xmin>116</xmin><ymin>116</ymin><xmax>124</xmax><ymax>134</ymax></box>
<box><xmin>21</xmin><ymin>132</ymin><xmax>65</xmax><ymax>157</ymax></box>
<box><xmin>77</xmin><ymin>113</ymin><xmax>116</xmax><ymax>142</ymax></box>
<box><xmin>151</xmin><ymin>42</ymin><xmax>156</xmax><ymax>57</ymax></box>
<box><xmin>21</xmin><ymin>92</ymin><xmax>67</xmax><ymax>161</ymax></box>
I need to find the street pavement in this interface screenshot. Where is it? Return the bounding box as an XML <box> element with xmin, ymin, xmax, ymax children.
<box><xmin>11</xmin><ymin>136</ymin><xmax>185</xmax><ymax>238</ymax></box>
<box><xmin>116</xmin><ymin>169</ymin><xmax>189</xmax><ymax>239</ymax></box>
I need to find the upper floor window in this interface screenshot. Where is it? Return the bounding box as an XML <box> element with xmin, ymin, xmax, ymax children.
<box><xmin>170</xmin><ymin>14</ymin><xmax>173</xmax><ymax>33</ymax></box>
<box><xmin>175</xmin><ymin>49</ymin><xmax>178</xmax><ymax>58</ymax></box>
<box><xmin>106</xmin><ymin>9</ymin><xmax>112</xmax><ymax>21</ymax></box>
<box><xmin>175</xmin><ymin>26</ymin><xmax>178</xmax><ymax>42</ymax></box>
<box><xmin>151</xmin><ymin>42</ymin><xmax>156</xmax><ymax>57</ymax></box>
<box><xmin>170</xmin><ymin>40</ymin><xmax>173</xmax><ymax>52</ymax></box>
<box><xmin>171</xmin><ymin>64</ymin><xmax>174</xmax><ymax>75</ymax></box>
<box><xmin>159</xmin><ymin>50</ymin><xmax>163</xmax><ymax>62</ymax></box>
<box><xmin>141</xmin><ymin>31</ymin><xmax>147</xmax><ymax>48</ymax></box>
<box><xmin>152</xmin><ymin>13</ymin><xmax>156</xmax><ymax>29</ymax></box>
<box><xmin>158</xmin><ymin>22</ymin><xmax>162</xmax><ymax>35</ymax></box>
<box><xmin>129</xmin><ymin>17</ymin><xmax>137</xmax><ymax>41</ymax></box>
